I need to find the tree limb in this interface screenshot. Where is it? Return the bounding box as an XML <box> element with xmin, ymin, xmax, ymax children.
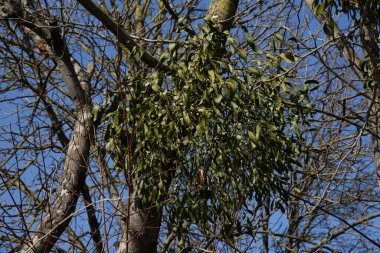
<box><xmin>77</xmin><ymin>0</ymin><xmax>170</xmax><ymax>73</ymax></box>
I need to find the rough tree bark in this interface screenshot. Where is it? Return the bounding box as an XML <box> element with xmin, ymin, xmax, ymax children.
<box><xmin>0</xmin><ymin>1</ymin><xmax>94</xmax><ymax>252</ymax></box>
<box><xmin>20</xmin><ymin>107</ymin><xmax>93</xmax><ymax>253</ymax></box>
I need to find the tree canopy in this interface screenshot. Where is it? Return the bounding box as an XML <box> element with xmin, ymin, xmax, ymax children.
<box><xmin>0</xmin><ymin>0</ymin><xmax>379</xmax><ymax>252</ymax></box>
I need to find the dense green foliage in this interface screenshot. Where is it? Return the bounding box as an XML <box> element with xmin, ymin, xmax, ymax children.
<box><xmin>104</xmin><ymin>23</ymin><xmax>311</xmax><ymax>234</ymax></box>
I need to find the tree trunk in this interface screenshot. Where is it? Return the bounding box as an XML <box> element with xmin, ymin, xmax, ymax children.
<box><xmin>125</xmin><ymin>200</ymin><xmax>163</xmax><ymax>253</ymax></box>
<box><xmin>0</xmin><ymin>2</ymin><xmax>95</xmax><ymax>251</ymax></box>
<box><xmin>21</xmin><ymin>107</ymin><xmax>93</xmax><ymax>252</ymax></box>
